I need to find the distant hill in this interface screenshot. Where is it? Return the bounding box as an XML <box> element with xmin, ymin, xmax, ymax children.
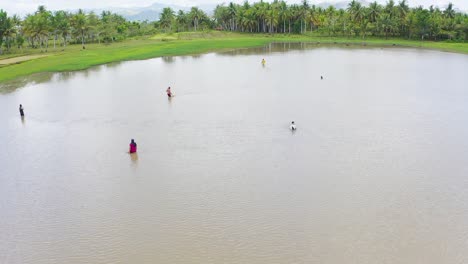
<box><xmin>85</xmin><ymin>2</ymin><xmax>216</xmax><ymax>22</ymax></box>
<box><xmin>83</xmin><ymin>0</ymin><xmax>464</xmax><ymax>22</ymax></box>
<box><xmin>4</xmin><ymin>0</ymin><xmax>467</xmax><ymax>20</ymax></box>
<box><xmin>85</xmin><ymin>0</ymin><xmax>371</xmax><ymax>21</ymax></box>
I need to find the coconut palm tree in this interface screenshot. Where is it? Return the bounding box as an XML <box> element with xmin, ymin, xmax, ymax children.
<box><xmin>227</xmin><ymin>2</ymin><xmax>238</xmax><ymax>31</ymax></box>
<box><xmin>160</xmin><ymin>7</ymin><xmax>175</xmax><ymax>32</ymax></box>
<box><xmin>51</xmin><ymin>11</ymin><xmax>69</xmax><ymax>48</ymax></box>
<box><xmin>397</xmin><ymin>0</ymin><xmax>409</xmax><ymax>36</ymax></box>
<box><xmin>347</xmin><ymin>0</ymin><xmax>365</xmax><ymax>36</ymax></box>
<box><xmin>242</xmin><ymin>8</ymin><xmax>257</xmax><ymax>32</ymax></box>
<box><xmin>1</xmin><ymin>15</ymin><xmax>16</xmax><ymax>52</ymax></box>
<box><xmin>324</xmin><ymin>6</ymin><xmax>337</xmax><ymax>35</ymax></box>
<box><xmin>265</xmin><ymin>7</ymin><xmax>279</xmax><ymax>33</ymax></box>
<box><xmin>300</xmin><ymin>0</ymin><xmax>309</xmax><ymax>33</ymax></box>
<box><xmin>443</xmin><ymin>3</ymin><xmax>455</xmax><ymax>19</ymax></box>
<box><xmin>368</xmin><ymin>2</ymin><xmax>381</xmax><ymax>23</ymax></box>
<box><xmin>189</xmin><ymin>7</ymin><xmax>204</xmax><ymax>31</ymax></box>
<box><xmin>253</xmin><ymin>2</ymin><xmax>268</xmax><ymax>32</ymax></box>
<box><xmin>385</xmin><ymin>0</ymin><xmax>397</xmax><ymax>18</ymax></box>
<box><xmin>72</xmin><ymin>9</ymin><xmax>88</xmax><ymax>49</ymax></box>
<box><xmin>0</xmin><ymin>10</ymin><xmax>9</xmax><ymax>54</ymax></box>
<box><xmin>176</xmin><ymin>10</ymin><xmax>188</xmax><ymax>32</ymax></box>
<box><xmin>277</xmin><ymin>1</ymin><xmax>288</xmax><ymax>33</ymax></box>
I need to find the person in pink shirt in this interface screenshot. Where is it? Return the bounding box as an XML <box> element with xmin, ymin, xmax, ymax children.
<box><xmin>129</xmin><ymin>139</ymin><xmax>137</xmax><ymax>153</ymax></box>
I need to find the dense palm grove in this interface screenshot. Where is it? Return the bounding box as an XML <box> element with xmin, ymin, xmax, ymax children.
<box><xmin>211</xmin><ymin>0</ymin><xmax>467</xmax><ymax>39</ymax></box>
<box><xmin>0</xmin><ymin>6</ymin><xmax>157</xmax><ymax>54</ymax></box>
<box><xmin>0</xmin><ymin>0</ymin><xmax>467</xmax><ymax>54</ymax></box>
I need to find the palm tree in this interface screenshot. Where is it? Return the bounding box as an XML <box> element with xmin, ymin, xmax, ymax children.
<box><xmin>336</xmin><ymin>9</ymin><xmax>349</xmax><ymax>36</ymax></box>
<box><xmin>379</xmin><ymin>13</ymin><xmax>394</xmax><ymax>38</ymax></box>
<box><xmin>443</xmin><ymin>3</ymin><xmax>455</xmax><ymax>19</ymax></box>
<box><xmin>236</xmin><ymin>4</ymin><xmax>247</xmax><ymax>32</ymax></box>
<box><xmin>265</xmin><ymin>7</ymin><xmax>278</xmax><ymax>33</ymax></box>
<box><xmin>2</xmin><ymin>16</ymin><xmax>16</xmax><ymax>52</ymax></box>
<box><xmin>300</xmin><ymin>0</ymin><xmax>309</xmax><ymax>33</ymax></box>
<box><xmin>242</xmin><ymin>8</ymin><xmax>257</xmax><ymax>32</ymax></box>
<box><xmin>0</xmin><ymin>10</ymin><xmax>9</xmax><ymax>54</ymax></box>
<box><xmin>189</xmin><ymin>7</ymin><xmax>204</xmax><ymax>31</ymax></box>
<box><xmin>72</xmin><ymin>9</ymin><xmax>88</xmax><ymax>49</ymax></box>
<box><xmin>10</xmin><ymin>14</ymin><xmax>23</xmax><ymax>49</ymax></box>
<box><xmin>307</xmin><ymin>5</ymin><xmax>318</xmax><ymax>32</ymax></box>
<box><xmin>227</xmin><ymin>2</ymin><xmax>237</xmax><ymax>31</ymax></box>
<box><xmin>278</xmin><ymin>1</ymin><xmax>288</xmax><ymax>33</ymax></box>
<box><xmin>87</xmin><ymin>12</ymin><xmax>101</xmax><ymax>43</ymax></box>
<box><xmin>324</xmin><ymin>6</ymin><xmax>337</xmax><ymax>35</ymax></box>
<box><xmin>176</xmin><ymin>10</ymin><xmax>188</xmax><ymax>32</ymax></box>
<box><xmin>160</xmin><ymin>7</ymin><xmax>175</xmax><ymax>32</ymax></box>
<box><xmin>368</xmin><ymin>2</ymin><xmax>381</xmax><ymax>23</ymax></box>
<box><xmin>414</xmin><ymin>7</ymin><xmax>431</xmax><ymax>40</ymax></box>
<box><xmin>397</xmin><ymin>0</ymin><xmax>409</xmax><ymax>37</ymax></box>
<box><xmin>347</xmin><ymin>0</ymin><xmax>365</xmax><ymax>36</ymax></box>
<box><xmin>385</xmin><ymin>0</ymin><xmax>397</xmax><ymax>18</ymax></box>
<box><xmin>254</xmin><ymin>2</ymin><xmax>268</xmax><ymax>33</ymax></box>
<box><xmin>52</xmin><ymin>11</ymin><xmax>70</xmax><ymax>48</ymax></box>
<box><xmin>397</xmin><ymin>0</ymin><xmax>409</xmax><ymax>16</ymax></box>
<box><xmin>37</xmin><ymin>5</ymin><xmax>47</xmax><ymax>14</ymax></box>
<box><xmin>32</xmin><ymin>6</ymin><xmax>52</xmax><ymax>51</ymax></box>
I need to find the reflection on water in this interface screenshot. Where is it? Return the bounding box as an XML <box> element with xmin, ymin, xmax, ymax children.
<box><xmin>220</xmin><ymin>42</ymin><xmax>322</xmax><ymax>56</ymax></box>
<box><xmin>190</xmin><ymin>54</ymin><xmax>203</xmax><ymax>59</ymax></box>
<box><xmin>0</xmin><ymin>72</ymin><xmax>54</xmax><ymax>93</ymax></box>
<box><xmin>220</xmin><ymin>42</ymin><xmax>387</xmax><ymax>56</ymax></box>
<box><xmin>1</xmin><ymin>45</ymin><xmax>468</xmax><ymax>264</ymax></box>
<box><xmin>0</xmin><ymin>43</ymin><xmax>380</xmax><ymax>93</ymax></box>
<box><xmin>0</xmin><ymin>61</ymin><xmax>125</xmax><ymax>93</ymax></box>
<box><xmin>162</xmin><ymin>56</ymin><xmax>175</xmax><ymax>63</ymax></box>
<box><xmin>130</xmin><ymin>153</ymin><xmax>139</xmax><ymax>166</ymax></box>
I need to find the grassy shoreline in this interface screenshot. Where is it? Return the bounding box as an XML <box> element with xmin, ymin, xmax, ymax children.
<box><xmin>1</xmin><ymin>32</ymin><xmax>467</xmax><ymax>85</ymax></box>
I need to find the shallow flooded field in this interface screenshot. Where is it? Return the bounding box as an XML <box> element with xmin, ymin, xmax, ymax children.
<box><xmin>1</xmin><ymin>44</ymin><xmax>468</xmax><ymax>263</ymax></box>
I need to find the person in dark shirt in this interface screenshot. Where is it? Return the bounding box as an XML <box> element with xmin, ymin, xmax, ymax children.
<box><xmin>166</xmin><ymin>87</ymin><xmax>172</xmax><ymax>98</ymax></box>
<box><xmin>19</xmin><ymin>104</ymin><xmax>25</xmax><ymax>117</ymax></box>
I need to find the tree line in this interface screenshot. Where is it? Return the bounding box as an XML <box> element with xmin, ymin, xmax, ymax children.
<box><xmin>0</xmin><ymin>6</ymin><xmax>157</xmax><ymax>54</ymax></box>
<box><xmin>1</xmin><ymin>1</ymin><xmax>467</xmax><ymax>54</ymax></box>
<box><xmin>157</xmin><ymin>0</ymin><xmax>467</xmax><ymax>40</ymax></box>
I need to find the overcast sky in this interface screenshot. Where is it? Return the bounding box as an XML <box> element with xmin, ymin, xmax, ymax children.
<box><xmin>2</xmin><ymin>0</ymin><xmax>466</xmax><ymax>15</ymax></box>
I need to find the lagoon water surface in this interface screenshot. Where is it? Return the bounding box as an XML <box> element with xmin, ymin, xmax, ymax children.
<box><xmin>1</xmin><ymin>44</ymin><xmax>468</xmax><ymax>263</ymax></box>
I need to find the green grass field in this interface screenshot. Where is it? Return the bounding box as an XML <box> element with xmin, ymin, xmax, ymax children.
<box><xmin>1</xmin><ymin>32</ymin><xmax>467</xmax><ymax>84</ymax></box>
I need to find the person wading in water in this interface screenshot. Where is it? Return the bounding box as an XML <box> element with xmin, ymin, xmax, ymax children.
<box><xmin>19</xmin><ymin>104</ymin><xmax>25</xmax><ymax>117</ymax></box>
<box><xmin>129</xmin><ymin>139</ymin><xmax>137</xmax><ymax>153</ymax></box>
<box><xmin>290</xmin><ymin>121</ymin><xmax>297</xmax><ymax>131</ymax></box>
<box><xmin>166</xmin><ymin>87</ymin><xmax>172</xmax><ymax>98</ymax></box>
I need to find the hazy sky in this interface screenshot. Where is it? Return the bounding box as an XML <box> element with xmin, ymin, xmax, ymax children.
<box><xmin>2</xmin><ymin>0</ymin><xmax>466</xmax><ymax>15</ymax></box>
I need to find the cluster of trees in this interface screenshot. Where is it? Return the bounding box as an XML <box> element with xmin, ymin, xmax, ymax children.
<box><xmin>157</xmin><ymin>0</ymin><xmax>467</xmax><ymax>40</ymax></box>
<box><xmin>158</xmin><ymin>7</ymin><xmax>212</xmax><ymax>32</ymax></box>
<box><xmin>1</xmin><ymin>1</ymin><xmax>467</xmax><ymax>54</ymax></box>
<box><xmin>155</xmin><ymin>0</ymin><xmax>467</xmax><ymax>41</ymax></box>
<box><xmin>211</xmin><ymin>0</ymin><xmax>467</xmax><ymax>40</ymax></box>
<box><xmin>0</xmin><ymin>6</ymin><xmax>156</xmax><ymax>54</ymax></box>
<box><xmin>0</xmin><ymin>5</ymin><xmax>214</xmax><ymax>54</ymax></box>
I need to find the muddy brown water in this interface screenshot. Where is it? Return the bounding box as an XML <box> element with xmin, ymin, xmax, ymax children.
<box><xmin>1</xmin><ymin>43</ymin><xmax>468</xmax><ymax>263</ymax></box>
